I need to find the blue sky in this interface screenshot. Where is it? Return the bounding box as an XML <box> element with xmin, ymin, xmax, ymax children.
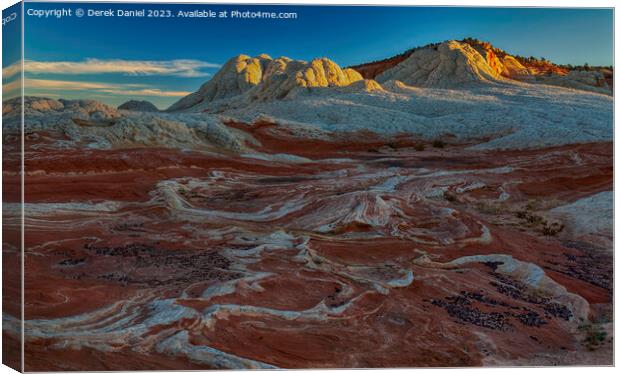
<box><xmin>3</xmin><ymin>2</ymin><xmax>614</xmax><ymax>108</ymax></box>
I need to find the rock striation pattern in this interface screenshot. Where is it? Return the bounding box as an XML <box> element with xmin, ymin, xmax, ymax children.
<box><xmin>3</xmin><ymin>121</ymin><xmax>612</xmax><ymax>369</ymax></box>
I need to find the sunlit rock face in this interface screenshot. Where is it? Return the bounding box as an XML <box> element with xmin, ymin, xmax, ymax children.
<box><xmin>500</xmin><ymin>55</ymin><xmax>530</xmax><ymax>77</ymax></box>
<box><xmin>471</xmin><ymin>44</ymin><xmax>505</xmax><ymax>76</ymax></box>
<box><xmin>352</xmin><ymin>39</ymin><xmax>612</xmax><ymax>95</ymax></box>
<box><xmin>375</xmin><ymin>41</ymin><xmax>504</xmax><ymax>88</ymax></box>
<box><xmin>247</xmin><ymin>58</ymin><xmax>363</xmax><ymax>102</ymax></box>
<box><xmin>168</xmin><ymin>55</ymin><xmax>363</xmax><ymax>111</ymax></box>
<box><xmin>167</xmin><ymin>54</ymin><xmax>274</xmax><ymax>111</ymax></box>
<box><xmin>461</xmin><ymin>40</ymin><xmax>612</xmax><ymax>95</ymax></box>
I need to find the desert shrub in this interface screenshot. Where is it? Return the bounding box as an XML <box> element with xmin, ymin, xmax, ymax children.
<box><xmin>515</xmin><ymin>209</ymin><xmax>564</xmax><ymax>236</ymax></box>
<box><xmin>527</xmin><ymin>214</ymin><xmax>546</xmax><ymax>226</ymax></box>
<box><xmin>515</xmin><ymin>210</ymin><xmax>546</xmax><ymax>226</ymax></box>
<box><xmin>414</xmin><ymin>143</ymin><xmax>426</xmax><ymax>151</ymax></box>
<box><xmin>579</xmin><ymin>323</ymin><xmax>608</xmax><ymax>351</ymax></box>
<box><xmin>515</xmin><ymin>210</ymin><xmax>528</xmax><ymax>219</ymax></box>
<box><xmin>525</xmin><ymin>198</ymin><xmax>563</xmax><ymax>211</ymax></box>
<box><xmin>541</xmin><ymin>222</ymin><xmax>565</xmax><ymax>236</ymax></box>
<box><xmin>475</xmin><ymin>201</ymin><xmax>506</xmax><ymax>215</ymax></box>
<box><xmin>432</xmin><ymin>139</ymin><xmax>445</xmax><ymax>148</ymax></box>
<box><xmin>444</xmin><ymin>192</ymin><xmax>457</xmax><ymax>202</ymax></box>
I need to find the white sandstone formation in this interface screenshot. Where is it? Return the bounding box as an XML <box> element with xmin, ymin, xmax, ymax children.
<box><xmin>118</xmin><ymin>100</ymin><xmax>160</xmax><ymax>112</ymax></box>
<box><xmin>500</xmin><ymin>55</ymin><xmax>531</xmax><ymax>78</ymax></box>
<box><xmin>414</xmin><ymin>253</ymin><xmax>590</xmax><ymax>321</ymax></box>
<box><xmin>547</xmin><ymin>191</ymin><xmax>613</xmax><ymax>250</ymax></box>
<box><xmin>245</xmin><ymin>57</ymin><xmax>364</xmax><ymax>102</ymax></box>
<box><xmin>167</xmin><ymin>54</ymin><xmax>274</xmax><ymax>111</ymax></box>
<box><xmin>4</xmin><ymin>96</ymin><xmax>121</xmax><ymax>121</ymax></box>
<box><xmin>3</xmin><ymin>96</ymin><xmax>242</xmax><ymax>152</ymax></box>
<box><xmin>536</xmin><ymin>70</ymin><xmax>611</xmax><ymax>95</ymax></box>
<box><xmin>7</xmin><ymin>39</ymin><xmax>612</xmax><ymax>152</ymax></box>
<box><xmin>375</xmin><ymin>40</ymin><xmax>504</xmax><ymax>88</ymax></box>
<box><xmin>168</xmin><ymin>54</ymin><xmax>363</xmax><ymax>111</ymax></box>
<box><xmin>470</xmin><ymin>44</ymin><xmax>505</xmax><ymax>77</ymax></box>
<box><xmin>340</xmin><ymin>79</ymin><xmax>385</xmax><ymax>93</ymax></box>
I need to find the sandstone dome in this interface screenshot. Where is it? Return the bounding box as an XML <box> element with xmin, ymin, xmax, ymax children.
<box><xmin>375</xmin><ymin>40</ymin><xmax>504</xmax><ymax>88</ymax></box>
<box><xmin>167</xmin><ymin>54</ymin><xmax>274</xmax><ymax>111</ymax></box>
<box><xmin>341</xmin><ymin>78</ymin><xmax>385</xmax><ymax>93</ymax></box>
<box><xmin>118</xmin><ymin>100</ymin><xmax>160</xmax><ymax>112</ymax></box>
<box><xmin>168</xmin><ymin>54</ymin><xmax>364</xmax><ymax>110</ymax></box>
<box><xmin>245</xmin><ymin>57</ymin><xmax>364</xmax><ymax>102</ymax></box>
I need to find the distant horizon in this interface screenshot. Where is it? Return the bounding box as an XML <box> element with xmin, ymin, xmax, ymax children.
<box><xmin>3</xmin><ymin>40</ymin><xmax>614</xmax><ymax>110</ymax></box>
<box><xmin>2</xmin><ymin>2</ymin><xmax>613</xmax><ymax>108</ymax></box>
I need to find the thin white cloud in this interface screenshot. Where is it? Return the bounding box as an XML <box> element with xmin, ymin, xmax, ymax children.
<box><xmin>2</xmin><ymin>58</ymin><xmax>219</xmax><ymax>78</ymax></box>
<box><xmin>2</xmin><ymin>78</ymin><xmax>21</xmax><ymax>95</ymax></box>
<box><xmin>3</xmin><ymin>78</ymin><xmax>191</xmax><ymax>98</ymax></box>
<box><xmin>2</xmin><ymin>62</ymin><xmax>21</xmax><ymax>79</ymax></box>
<box><xmin>100</xmin><ymin>88</ymin><xmax>191</xmax><ymax>97</ymax></box>
<box><xmin>26</xmin><ymin>78</ymin><xmax>124</xmax><ymax>90</ymax></box>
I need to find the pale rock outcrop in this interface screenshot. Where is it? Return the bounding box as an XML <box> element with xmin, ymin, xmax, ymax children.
<box><xmin>471</xmin><ymin>44</ymin><xmax>505</xmax><ymax>76</ymax></box>
<box><xmin>376</xmin><ymin>40</ymin><xmax>504</xmax><ymax>88</ymax></box>
<box><xmin>296</xmin><ymin>58</ymin><xmax>361</xmax><ymax>87</ymax></box>
<box><xmin>414</xmin><ymin>253</ymin><xmax>590</xmax><ymax>321</ymax></box>
<box><xmin>167</xmin><ymin>54</ymin><xmax>273</xmax><ymax>111</ymax></box>
<box><xmin>3</xmin><ymin>96</ymin><xmax>62</xmax><ymax>116</ymax></box>
<box><xmin>247</xmin><ymin>57</ymin><xmax>364</xmax><ymax>102</ymax></box>
<box><xmin>537</xmin><ymin>70</ymin><xmax>611</xmax><ymax>95</ymax></box>
<box><xmin>343</xmin><ymin>68</ymin><xmax>364</xmax><ymax>83</ymax></box>
<box><xmin>169</xmin><ymin>55</ymin><xmax>364</xmax><ymax>110</ymax></box>
<box><xmin>500</xmin><ymin>55</ymin><xmax>530</xmax><ymax>78</ymax></box>
<box><xmin>118</xmin><ymin>100</ymin><xmax>160</xmax><ymax>112</ymax></box>
<box><xmin>380</xmin><ymin>79</ymin><xmax>419</xmax><ymax>93</ymax></box>
<box><xmin>59</xmin><ymin>99</ymin><xmax>121</xmax><ymax>121</ymax></box>
<box><xmin>2</xmin><ymin>96</ymin><xmax>242</xmax><ymax>152</ymax></box>
<box><xmin>3</xmin><ymin>96</ymin><xmax>121</xmax><ymax>121</ymax></box>
<box><xmin>565</xmin><ymin>70</ymin><xmax>610</xmax><ymax>89</ymax></box>
<box><xmin>547</xmin><ymin>191</ymin><xmax>613</xmax><ymax>250</ymax></box>
<box><xmin>469</xmin><ymin>44</ymin><xmax>534</xmax><ymax>80</ymax></box>
<box><xmin>340</xmin><ymin>79</ymin><xmax>385</xmax><ymax>93</ymax></box>
<box><xmin>26</xmin><ymin>97</ymin><xmax>65</xmax><ymax>112</ymax></box>
<box><xmin>261</xmin><ymin>56</ymin><xmax>291</xmax><ymax>79</ymax></box>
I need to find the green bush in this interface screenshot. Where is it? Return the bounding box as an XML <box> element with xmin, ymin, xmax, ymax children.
<box><xmin>579</xmin><ymin>323</ymin><xmax>608</xmax><ymax>351</ymax></box>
